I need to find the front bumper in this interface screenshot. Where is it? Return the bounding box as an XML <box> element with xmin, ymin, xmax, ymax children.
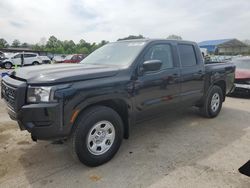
<box><xmin>7</xmin><ymin>103</ymin><xmax>67</xmax><ymax>140</ymax></box>
<box><xmin>1</xmin><ymin>76</ymin><xmax>70</xmax><ymax>140</ymax></box>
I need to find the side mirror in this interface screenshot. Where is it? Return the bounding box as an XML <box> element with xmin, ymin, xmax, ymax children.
<box><xmin>142</xmin><ymin>60</ymin><xmax>162</xmax><ymax>72</ymax></box>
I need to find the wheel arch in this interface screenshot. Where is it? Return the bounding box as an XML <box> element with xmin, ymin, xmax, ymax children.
<box><xmin>213</xmin><ymin>80</ymin><xmax>226</xmax><ymax>101</ymax></box>
<box><xmin>70</xmin><ymin>98</ymin><xmax>132</xmax><ymax>139</ymax></box>
<box><xmin>32</xmin><ymin>61</ymin><xmax>40</xmax><ymax>65</ymax></box>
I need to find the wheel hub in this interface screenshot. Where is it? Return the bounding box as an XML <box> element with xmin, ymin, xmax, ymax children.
<box><xmin>211</xmin><ymin>93</ymin><xmax>220</xmax><ymax>112</ymax></box>
<box><xmin>87</xmin><ymin>120</ymin><xmax>115</xmax><ymax>155</ymax></box>
<box><xmin>94</xmin><ymin>131</ymin><xmax>106</xmax><ymax>143</ymax></box>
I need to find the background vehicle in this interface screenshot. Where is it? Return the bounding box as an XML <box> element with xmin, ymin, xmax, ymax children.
<box><xmin>1</xmin><ymin>39</ymin><xmax>235</xmax><ymax>167</ymax></box>
<box><xmin>52</xmin><ymin>55</ymin><xmax>66</xmax><ymax>63</ymax></box>
<box><xmin>39</xmin><ymin>56</ymin><xmax>51</xmax><ymax>64</ymax></box>
<box><xmin>229</xmin><ymin>57</ymin><xmax>250</xmax><ymax>95</ymax></box>
<box><xmin>62</xmin><ymin>54</ymin><xmax>85</xmax><ymax>63</ymax></box>
<box><xmin>0</xmin><ymin>51</ymin><xmax>5</xmax><ymax>58</ymax></box>
<box><xmin>0</xmin><ymin>52</ymin><xmax>42</xmax><ymax>69</ymax></box>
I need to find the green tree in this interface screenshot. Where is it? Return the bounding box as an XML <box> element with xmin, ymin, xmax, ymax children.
<box><xmin>167</xmin><ymin>34</ymin><xmax>182</xmax><ymax>40</ymax></box>
<box><xmin>11</xmin><ymin>39</ymin><xmax>21</xmax><ymax>47</ymax></box>
<box><xmin>118</xmin><ymin>35</ymin><xmax>145</xmax><ymax>41</ymax></box>
<box><xmin>21</xmin><ymin>42</ymin><xmax>29</xmax><ymax>48</ymax></box>
<box><xmin>0</xmin><ymin>38</ymin><xmax>9</xmax><ymax>48</ymax></box>
<box><xmin>46</xmin><ymin>36</ymin><xmax>59</xmax><ymax>49</ymax></box>
<box><xmin>63</xmin><ymin>40</ymin><xmax>76</xmax><ymax>54</ymax></box>
<box><xmin>76</xmin><ymin>47</ymin><xmax>90</xmax><ymax>54</ymax></box>
<box><xmin>30</xmin><ymin>36</ymin><xmax>109</xmax><ymax>54</ymax></box>
<box><xmin>32</xmin><ymin>44</ymin><xmax>44</xmax><ymax>51</ymax></box>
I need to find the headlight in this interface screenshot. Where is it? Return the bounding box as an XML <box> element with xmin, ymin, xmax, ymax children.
<box><xmin>27</xmin><ymin>86</ymin><xmax>55</xmax><ymax>103</ymax></box>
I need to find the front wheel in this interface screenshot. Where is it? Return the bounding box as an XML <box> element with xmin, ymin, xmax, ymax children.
<box><xmin>69</xmin><ymin>106</ymin><xmax>124</xmax><ymax>167</ymax></box>
<box><xmin>199</xmin><ymin>85</ymin><xmax>223</xmax><ymax>118</ymax></box>
<box><xmin>4</xmin><ymin>62</ymin><xmax>12</xmax><ymax>69</ymax></box>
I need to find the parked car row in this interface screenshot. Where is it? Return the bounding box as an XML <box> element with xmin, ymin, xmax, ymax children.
<box><xmin>0</xmin><ymin>52</ymin><xmax>51</xmax><ymax>69</ymax></box>
<box><xmin>53</xmin><ymin>54</ymin><xmax>86</xmax><ymax>63</ymax></box>
<box><xmin>0</xmin><ymin>52</ymin><xmax>87</xmax><ymax>69</ymax></box>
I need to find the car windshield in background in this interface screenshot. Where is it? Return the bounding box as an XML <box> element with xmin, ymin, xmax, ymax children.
<box><xmin>233</xmin><ymin>59</ymin><xmax>250</xmax><ymax>69</ymax></box>
<box><xmin>80</xmin><ymin>41</ymin><xmax>146</xmax><ymax>67</ymax></box>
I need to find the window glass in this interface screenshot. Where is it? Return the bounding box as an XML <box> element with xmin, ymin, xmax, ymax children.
<box><xmin>144</xmin><ymin>44</ymin><xmax>173</xmax><ymax>69</ymax></box>
<box><xmin>72</xmin><ymin>55</ymin><xmax>78</xmax><ymax>60</ymax></box>
<box><xmin>14</xmin><ymin>54</ymin><xmax>21</xmax><ymax>58</ymax></box>
<box><xmin>178</xmin><ymin>44</ymin><xmax>197</xmax><ymax>66</ymax></box>
<box><xmin>81</xmin><ymin>42</ymin><xmax>146</xmax><ymax>67</ymax></box>
<box><xmin>24</xmin><ymin>54</ymin><xmax>36</xmax><ymax>58</ymax></box>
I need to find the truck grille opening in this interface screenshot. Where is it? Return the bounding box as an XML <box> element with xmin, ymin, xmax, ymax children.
<box><xmin>1</xmin><ymin>82</ymin><xmax>17</xmax><ymax>110</ymax></box>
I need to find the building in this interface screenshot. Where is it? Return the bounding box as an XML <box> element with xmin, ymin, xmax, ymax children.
<box><xmin>198</xmin><ymin>39</ymin><xmax>248</xmax><ymax>55</ymax></box>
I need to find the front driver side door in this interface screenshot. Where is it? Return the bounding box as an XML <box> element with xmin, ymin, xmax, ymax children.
<box><xmin>134</xmin><ymin>42</ymin><xmax>181</xmax><ymax>121</ymax></box>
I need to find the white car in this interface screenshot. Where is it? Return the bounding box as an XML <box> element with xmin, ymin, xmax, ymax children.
<box><xmin>39</xmin><ymin>56</ymin><xmax>51</xmax><ymax>64</ymax></box>
<box><xmin>1</xmin><ymin>52</ymin><xmax>42</xmax><ymax>69</ymax></box>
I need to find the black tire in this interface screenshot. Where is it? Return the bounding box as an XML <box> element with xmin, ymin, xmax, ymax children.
<box><xmin>69</xmin><ymin>106</ymin><xmax>124</xmax><ymax>167</ymax></box>
<box><xmin>199</xmin><ymin>85</ymin><xmax>223</xmax><ymax>118</ymax></box>
<box><xmin>32</xmin><ymin>61</ymin><xmax>40</xmax><ymax>65</ymax></box>
<box><xmin>4</xmin><ymin>62</ymin><xmax>12</xmax><ymax>69</ymax></box>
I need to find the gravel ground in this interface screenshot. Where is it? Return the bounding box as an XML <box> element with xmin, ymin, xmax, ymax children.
<box><xmin>0</xmin><ymin>73</ymin><xmax>249</xmax><ymax>188</ymax></box>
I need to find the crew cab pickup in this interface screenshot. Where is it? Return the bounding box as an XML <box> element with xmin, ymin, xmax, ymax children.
<box><xmin>1</xmin><ymin>39</ymin><xmax>235</xmax><ymax>166</ymax></box>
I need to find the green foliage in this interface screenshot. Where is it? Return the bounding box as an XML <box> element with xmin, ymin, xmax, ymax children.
<box><xmin>20</xmin><ymin>42</ymin><xmax>29</xmax><ymax>48</ymax></box>
<box><xmin>29</xmin><ymin>36</ymin><xmax>109</xmax><ymax>54</ymax></box>
<box><xmin>167</xmin><ymin>35</ymin><xmax>182</xmax><ymax>40</ymax></box>
<box><xmin>11</xmin><ymin>39</ymin><xmax>21</xmax><ymax>47</ymax></box>
<box><xmin>0</xmin><ymin>38</ymin><xmax>9</xmax><ymax>48</ymax></box>
<box><xmin>117</xmin><ymin>35</ymin><xmax>145</xmax><ymax>41</ymax></box>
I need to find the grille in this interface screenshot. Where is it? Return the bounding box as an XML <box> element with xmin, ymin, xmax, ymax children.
<box><xmin>1</xmin><ymin>81</ymin><xmax>17</xmax><ymax>110</ymax></box>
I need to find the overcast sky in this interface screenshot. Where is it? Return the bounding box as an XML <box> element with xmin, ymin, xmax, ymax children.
<box><xmin>0</xmin><ymin>0</ymin><xmax>250</xmax><ymax>44</ymax></box>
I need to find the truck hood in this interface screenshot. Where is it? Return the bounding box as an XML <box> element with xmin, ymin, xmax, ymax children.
<box><xmin>11</xmin><ymin>63</ymin><xmax>120</xmax><ymax>84</ymax></box>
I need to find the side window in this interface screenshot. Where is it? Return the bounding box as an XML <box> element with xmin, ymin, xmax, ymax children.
<box><xmin>178</xmin><ymin>44</ymin><xmax>197</xmax><ymax>67</ymax></box>
<box><xmin>30</xmin><ymin>54</ymin><xmax>37</xmax><ymax>57</ymax></box>
<box><xmin>23</xmin><ymin>54</ymin><xmax>28</xmax><ymax>58</ymax></box>
<box><xmin>72</xmin><ymin>55</ymin><xmax>78</xmax><ymax>60</ymax></box>
<box><xmin>78</xmin><ymin>55</ymin><xmax>83</xmax><ymax>60</ymax></box>
<box><xmin>14</xmin><ymin>54</ymin><xmax>21</xmax><ymax>58</ymax></box>
<box><xmin>24</xmin><ymin>54</ymin><xmax>36</xmax><ymax>58</ymax></box>
<box><xmin>144</xmin><ymin>44</ymin><xmax>174</xmax><ymax>69</ymax></box>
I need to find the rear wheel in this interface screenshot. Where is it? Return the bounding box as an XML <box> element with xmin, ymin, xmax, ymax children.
<box><xmin>32</xmin><ymin>61</ymin><xmax>39</xmax><ymax>65</ymax></box>
<box><xmin>199</xmin><ymin>85</ymin><xmax>223</xmax><ymax>118</ymax></box>
<box><xmin>69</xmin><ymin>106</ymin><xmax>124</xmax><ymax>167</ymax></box>
<box><xmin>4</xmin><ymin>62</ymin><xmax>12</xmax><ymax>69</ymax></box>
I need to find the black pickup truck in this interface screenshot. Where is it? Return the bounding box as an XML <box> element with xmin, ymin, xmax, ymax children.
<box><xmin>1</xmin><ymin>39</ymin><xmax>235</xmax><ymax>166</ymax></box>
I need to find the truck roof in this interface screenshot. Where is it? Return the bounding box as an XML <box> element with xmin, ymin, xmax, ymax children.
<box><xmin>115</xmin><ymin>39</ymin><xmax>197</xmax><ymax>45</ymax></box>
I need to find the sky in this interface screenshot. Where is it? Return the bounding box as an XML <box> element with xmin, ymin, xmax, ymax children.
<box><xmin>0</xmin><ymin>0</ymin><xmax>250</xmax><ymax>44</ymax></box>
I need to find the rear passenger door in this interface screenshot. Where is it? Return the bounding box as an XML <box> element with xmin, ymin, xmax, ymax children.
<box><xmin>24</xmin><ymin>54</ymin><xmax>37</xmax><ymax>65</ymax></box>
<box><xmin>177</xmin><ymin>44</ymin><xmax>205</xmax><ymax>105</ymax></box>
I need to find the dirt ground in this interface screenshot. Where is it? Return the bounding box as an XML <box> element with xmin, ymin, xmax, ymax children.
<box><xmin>0</xmin><ymin>75</ymin><xmax>249</xmax><ymax>187</ymax></box>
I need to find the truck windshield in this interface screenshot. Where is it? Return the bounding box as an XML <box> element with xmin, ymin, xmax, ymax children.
<box><xmin>80</xmin><ymin>41</ymin><xmax>146</xmax><ymax>67</ymax></box>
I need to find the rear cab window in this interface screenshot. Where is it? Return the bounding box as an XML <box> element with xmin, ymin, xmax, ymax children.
<box><xmin>178</xmin><ymin>44</ymin><xmax>197</xmax><ymax>67</ymax></box>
